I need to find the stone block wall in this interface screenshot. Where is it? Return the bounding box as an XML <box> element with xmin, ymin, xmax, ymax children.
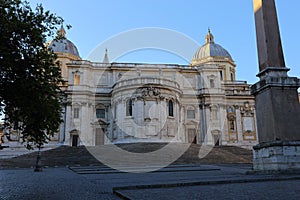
<box><xmin>253</xmin><ymin>141</ymin><xmax>300</xmax><ymax>171</ymax></box>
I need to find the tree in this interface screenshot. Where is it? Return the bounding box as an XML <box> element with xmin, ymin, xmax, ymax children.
<box><xmin>0</xmin><ymin>0</ymin><xmax>65</xmax><ymax>151</ymax></box>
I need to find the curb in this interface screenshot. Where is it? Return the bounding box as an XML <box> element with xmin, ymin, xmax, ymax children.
<box><xmin>113</xmin><ymin>175</ymin><xmax>300</xmax><ymax>199</ymax></box>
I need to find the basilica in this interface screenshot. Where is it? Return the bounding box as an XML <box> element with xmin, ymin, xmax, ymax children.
<box><xmin>4</xmin><ymin>28</ymin><xmax>259</xmax><ymax>148</ymax></box>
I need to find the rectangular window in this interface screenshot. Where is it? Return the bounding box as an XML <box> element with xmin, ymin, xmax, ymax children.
<box><xmin>187</xmin><ymin>110</ymin><xmax>195</xmax><ymax>119</ymax></box>
<box><xmin>210</xmin><ymin>79</ymin><xmax>215</xmax><ymax>88</ymax></box>
<box><xmin>96</xmin><ymin>108</ymin><xmax>105</xmax><ymax>118</ymax></box>
<box><xmin>74</xmin><ymin>108</ymin><xmax>79</xmax><ymax>119</ymax></box>
<box><xmin>74</xmin><ymin>75</ymin><xmax>80</xmax><ymax>85</ymax></box>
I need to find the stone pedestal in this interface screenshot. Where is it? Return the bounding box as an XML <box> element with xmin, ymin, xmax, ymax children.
<box><xmin>253</xmin><ymin>141</ymin><xmax>300</xmax><ymax>172</ymax></box>
<box><xmin>251</xmin><ymin>68</ymin><xmax>300</xmax><ymax>172</ymax></box>
<box><xmin>251</xmin><ymin>67</ymin><xmax>300</xmax><ymax>143</ymax></box>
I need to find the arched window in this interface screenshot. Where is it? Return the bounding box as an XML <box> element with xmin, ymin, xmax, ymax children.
<box><xmin>229</xmin><ymin>119</ymin><xmax>236</xmax><ymax>131</ymax></box>
<box><xmin>168</xmin><ymin>100</ymin><xmax>174</xmax><ymax>117</ymax></box>
<box><xmin>126</xmin><ymin>99</ymin><xmax>132</xmax><ymax>116</ymax></box>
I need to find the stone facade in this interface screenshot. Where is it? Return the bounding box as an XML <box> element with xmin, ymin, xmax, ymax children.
<box><xmin>3</xmin><ymin>29</ymin><xmax>259</xmax><ymax>148</ymax></box>
<box><xmin>54</xmin><ymin>30</ymin><xmax>257</xmax><ymax>148</ymax></box>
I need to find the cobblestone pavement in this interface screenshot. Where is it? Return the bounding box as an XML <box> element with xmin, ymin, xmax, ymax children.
<box><xmin>0</xmin><ymin>167</ymin><xmax>120</xmax><ymax>200</ymax></box>
<box><xmin>2</xmin><ymin>164</ymin><xmax>299</xmax><ymax>200</ymax></box>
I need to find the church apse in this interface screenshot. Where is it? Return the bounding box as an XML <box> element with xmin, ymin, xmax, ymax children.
<box><xmin>111</xmin><ymin>77</ymin><xmax>182</xmax><ymax>143</ymax></box>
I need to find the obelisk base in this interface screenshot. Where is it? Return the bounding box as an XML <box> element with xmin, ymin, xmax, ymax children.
<box><xmin>251</xmin><ymin>67</ymin><xmax>300</xmax><ymax>143</ymax></box>
<box><xmin>252</xmin><ymin>141</ymin><xmax>300</xmax><ymax>173</ymax></box>
<box><xmin>251</xmin><ymin>67</ymin><xmax>300</xmax><ymax>173</ymax></box>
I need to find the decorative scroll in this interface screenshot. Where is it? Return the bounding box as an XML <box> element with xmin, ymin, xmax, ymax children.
<box><xmin>240</xmin><ymin>102</ymin><xmax>254</xmax><ymax>117</ymax></box>
<box><xmin>134</xmin><ymin>86</ymin><xmax>164</xmax><ymax>100</ymax></box>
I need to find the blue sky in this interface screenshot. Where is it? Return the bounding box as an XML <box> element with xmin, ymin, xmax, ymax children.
<box><xmin>29</xmin><ymin>0</ymin><xmax>300</xmax><ymax>84</ymax></box>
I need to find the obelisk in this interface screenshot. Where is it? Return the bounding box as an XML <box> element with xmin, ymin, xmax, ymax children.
<box><xmin>252</xmin><ymin>0</ymin><xmax>300</xmax><ymax>172</ymax></box>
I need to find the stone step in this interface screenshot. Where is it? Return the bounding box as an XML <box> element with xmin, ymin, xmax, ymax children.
<box><xmin>69</xmin><ymin>164</ymin><xmax>221</xmax><ymax>174</ymax></box>
<box><xmin>0</xmin><ymin>143</ymin><xmax>253</xmax><ymax>169</ymax></box>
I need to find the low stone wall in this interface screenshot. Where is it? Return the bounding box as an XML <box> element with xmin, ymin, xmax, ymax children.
<box><xmin>253</xmin><ymin>141</ymin><xmax>300</xmax><ymax>171</ymax></box>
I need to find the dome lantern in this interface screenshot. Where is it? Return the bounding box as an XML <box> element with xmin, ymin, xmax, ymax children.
<box><xmin>57</xmin><ymin>25</ymin><xmax>66</xmax><ymax>38</ymax></box>
<box><xmin>205</xmin><ymin>28</ymin><xmax>214</xmax><ymax>44</ymax></box>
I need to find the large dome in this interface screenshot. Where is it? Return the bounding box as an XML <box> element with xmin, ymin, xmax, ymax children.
<box><xmin>191</xmin><ymin>30</ymin><xmax>232</xmax><ymax>65</ymax></box>
<box><xmin>47</xmin><ymin>26</ymin><xmax>80</xmax><ymax>59</ymax></box>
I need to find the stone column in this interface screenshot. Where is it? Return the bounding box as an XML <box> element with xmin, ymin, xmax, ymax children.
<box><xmin>251</xmin><ymin>0</ymin><xmax>300</xmax><ymax>172</ymax></box>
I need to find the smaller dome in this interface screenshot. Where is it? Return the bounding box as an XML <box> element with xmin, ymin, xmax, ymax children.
<box><xmin>191</xmin><ymin>29</ymin><xmax>232</xmax><ymax>65</ymax></box>
<box><xmin>47</xmin><ymin>26</ymin><xmax>80</xmax><ymax>58</ymax></box>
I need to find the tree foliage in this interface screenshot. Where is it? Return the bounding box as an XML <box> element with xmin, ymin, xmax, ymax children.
<box><xmin>0</xmin><ymin>0</ymin><xmax>65</xmax><ymax>149</ymax></box>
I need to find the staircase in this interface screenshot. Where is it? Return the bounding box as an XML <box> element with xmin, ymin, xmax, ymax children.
<box><xmin>0</xmin><ymin>143</ymin><xmax>253</xmax><ymax>169</ymax></box>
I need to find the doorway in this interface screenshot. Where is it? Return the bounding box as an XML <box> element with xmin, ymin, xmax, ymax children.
<box><xmin>213</xmin><ymin>134</ymin><xmax>220</xmax><ymax>146</ymax></box>
<box><xmin>95</xmin><ymin>128</ymin><xmax>104</xmax><ymax>145</ymax></box>
<box><xmin>72</xmin><ymin>135</ymin><xmax>79</xmax><ymax>147</ymax></box>
<box><xmin>188</xmin><ymin>129</ymin><xmax>197</xmax><ymax>144</ymax></box>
